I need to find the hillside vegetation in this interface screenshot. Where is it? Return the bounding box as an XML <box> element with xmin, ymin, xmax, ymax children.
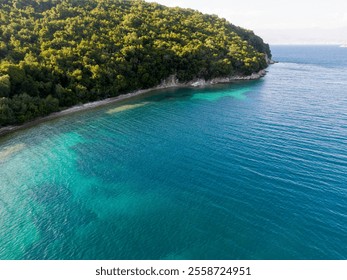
<box><xmin>0</xmin><ymin>0</ymin><xmax>271</xmax><ymax>126</ymax></box>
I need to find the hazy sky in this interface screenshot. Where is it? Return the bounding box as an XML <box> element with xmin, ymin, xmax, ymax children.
<box><xmin>147</xmin><ymin>0</ymin><xmax>347</xmax><ymax>44</ymax></box>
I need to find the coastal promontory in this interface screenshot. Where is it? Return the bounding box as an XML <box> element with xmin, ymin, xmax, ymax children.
<box><xmin>0</xmin><ymin>0</ymin><xmax>271</xmax><ymax>126</ymax></box>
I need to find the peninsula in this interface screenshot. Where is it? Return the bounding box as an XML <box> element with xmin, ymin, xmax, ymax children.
<box><xmin>0</xmin><ymin>0</ymin><xmax>271</xmax><ymax>128</ymax></box>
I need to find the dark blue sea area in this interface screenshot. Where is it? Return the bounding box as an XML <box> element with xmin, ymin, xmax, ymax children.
<box><xmin>0</xmin><ymin>45</ymin><xmax>346</xmax><ymax>259</ymax></box>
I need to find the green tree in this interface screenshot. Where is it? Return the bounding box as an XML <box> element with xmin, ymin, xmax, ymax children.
<box><xmin>0</xmin><ymin>75</ymin><xmax>11</xmax><ymax>98</ymax></box>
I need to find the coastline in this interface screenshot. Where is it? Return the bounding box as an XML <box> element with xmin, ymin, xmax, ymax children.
<box><xmin>0</xmin><ymin>69</ymin><xmax>267</xmax><ymax>138</ymax></box>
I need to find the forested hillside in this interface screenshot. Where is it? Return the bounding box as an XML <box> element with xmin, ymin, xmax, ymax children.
<box><xmin>0</xmin><ymin>0</ymin><xmax>271</xmax><ymax>126</ymax></box>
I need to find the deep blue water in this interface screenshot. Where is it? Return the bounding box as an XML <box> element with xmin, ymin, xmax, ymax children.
<box><xmin>0</xmin><ymin>45</ymin><xmax>347</xmax><ymax>260</ymax></box>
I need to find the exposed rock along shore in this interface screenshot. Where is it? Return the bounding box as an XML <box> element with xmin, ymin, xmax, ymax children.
<box><xmin>164</xmin><ymin>69</ymin><xmax>267</xmax><ymax>88</ymax></box>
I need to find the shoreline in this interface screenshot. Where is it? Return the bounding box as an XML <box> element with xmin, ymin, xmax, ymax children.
<box><xmin>0</xmin><ymin>70</ymin><xmax>267</xmax><ymax>138</ymax></box>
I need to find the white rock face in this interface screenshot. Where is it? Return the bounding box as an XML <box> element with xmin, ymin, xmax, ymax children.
<box><xmin>158</xmin><ymin>69</ymin><xmax>267</xmax><ymax>89</ymax></box>
<box><xmin>190</xmin><ymin>79</ymin><xmax>207</xmax><ymax>87</ymax></box>
<box><xmin>160</xmin><ymin>75</ymin><xmax>179</xmax><ymax>87</ymax></box>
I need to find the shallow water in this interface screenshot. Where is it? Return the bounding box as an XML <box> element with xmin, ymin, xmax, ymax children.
<box><xmin>0</xmin><ymin>45</ymin><xmax>347</xmax><ymax>259</ymax></box>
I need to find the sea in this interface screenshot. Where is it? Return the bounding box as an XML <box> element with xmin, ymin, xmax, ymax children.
<box><xmin>0</xmin><ymin>45</ymin><xmax>346</xmax><ymax>260</ymax></box>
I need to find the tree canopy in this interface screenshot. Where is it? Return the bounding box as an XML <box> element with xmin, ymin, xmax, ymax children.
<box><xmin>0</xmin><ymin>0</ymin><xmax>271</xmax><ymax>126</ymax></box>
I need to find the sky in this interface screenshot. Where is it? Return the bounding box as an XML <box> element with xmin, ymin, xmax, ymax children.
<box><xmin>146</xmin><ymin>0</ymin><xmax>347</xmax><ymax>44</ymax></box>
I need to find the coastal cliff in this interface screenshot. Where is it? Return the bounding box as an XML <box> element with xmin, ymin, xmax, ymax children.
<box><xmin>160</xmin><ymin>70</ymin><xmax>267</xmax><ymax>88</ymax></box>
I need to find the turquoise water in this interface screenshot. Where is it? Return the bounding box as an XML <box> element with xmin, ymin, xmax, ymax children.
<box><xmin>1</xmin><ymin>45</ymin><xmax>347</xmax><ymax>259</ymax></box>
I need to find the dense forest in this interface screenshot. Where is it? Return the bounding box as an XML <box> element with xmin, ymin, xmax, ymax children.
<box><xmin>0</xmin><ymin>0</ymin><xmax>271</xmax><ymax>126</ymax></box>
